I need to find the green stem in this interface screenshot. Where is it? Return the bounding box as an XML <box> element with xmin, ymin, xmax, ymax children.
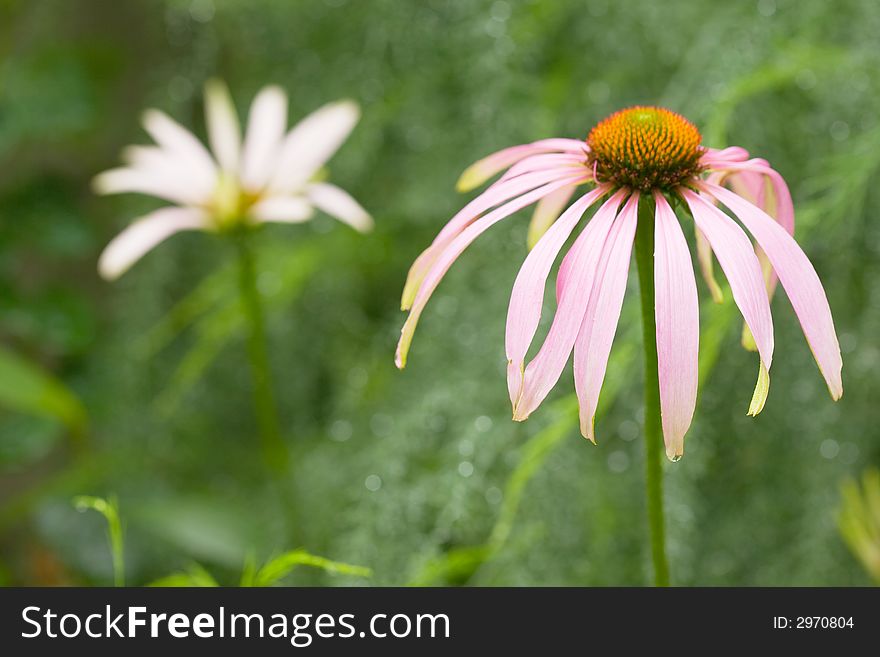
<box><xmin>634</xmin><ymin>196</ymin><xmax>670</xmax><ymax>587</ymax></box>
<box><xmin>235</xmin><ymin>230</ymin><xmax>288</xmax><ymax>473</ymax></box>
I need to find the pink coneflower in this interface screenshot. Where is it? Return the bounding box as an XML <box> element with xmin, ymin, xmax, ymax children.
<box><xmin>396</xmin><ymin>106</ymin><xmax>842</xmax><ymax>462</ymax></box>
<box><xmin>94</xmin><ymin>79</ymin><xmax>371</xmax><ymax>279</ymax></box>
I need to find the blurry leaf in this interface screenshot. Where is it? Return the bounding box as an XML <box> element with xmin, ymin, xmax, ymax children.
<box><xmin>73</xmin><ymin>494</ymin><xmax>124</xmax><ymax>586</ymax></box>
<box><xmin>0</xmin><ymin>345</ymin><xmax>87</xmax><ymax>437</ymax></box>
<box><xmin>129</xmin><ymin>497</ymin><xmax>256</xmax><ymax>568</ymax></box>
<box><xmin>149</xmin><ymin>563</ymin><xmax>219</xmax><ymax>587</ymax></box>
<box><xmin>149</xmin><ymin>238</ymin><xmax>325</xmax><ymax>416</ymax></box>
<box><xmin>243</xmin><ymin>549</ymin><xmax>372</xmax><ymax>587</ymax></box>
<box><xmin>149</xmin><ymin>551</ymin><xmax>370</xmax><ymax>587</ymax></box>
<box><xmin>837</xmin><ymin>469</ymin><xmax>880</xmax><ymax>584</ymax></box>
<box><xmin>407</xmin><ymin>546</ymin><xmax>490</xmax><ymax>587</ymax></box>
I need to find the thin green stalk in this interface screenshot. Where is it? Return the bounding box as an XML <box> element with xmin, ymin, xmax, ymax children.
<box><xmin>634</xmin><ymin>196</ymin><xmax>670</xmax><ymax>587</ymax></box>
<box><xmin>73</xmin><ymin>495</ymin><xmax>124</xmax><ymax>587</ymax></box>
<box><xmin>234</xmin><ymin>230</ymin><xmax>288</xmax><ymax>473</ymax></box>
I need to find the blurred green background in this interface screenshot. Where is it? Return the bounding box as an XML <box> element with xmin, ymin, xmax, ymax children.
<box><xmin>1</xmin><ymin>0</ymin><xmax>878</xmax><ymax>586</ymax></box>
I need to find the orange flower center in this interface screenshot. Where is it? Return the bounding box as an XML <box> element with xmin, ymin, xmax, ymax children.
<box><xmin>587</xmin><ymin>106</ymin><xmax>705</xmax><ymax>192</ymax></box>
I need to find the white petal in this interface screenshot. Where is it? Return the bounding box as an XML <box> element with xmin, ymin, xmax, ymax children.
<box><xmin>204</xmin><ymin>79</ymin><xmax>241</xmax><ymax>172</ymax></box>
<box><xmin>248</xmin><ymin>196</ymin><xmax>314</xmax><ymax>224</ymax></box>
<box><xmin>92</xmin><ymin>167</ymin><xmax>209</xmax><ymax>206</ymax></box>
<box><xmin>121</xmin><ymin>145</ymin><xmax>215</xmax><ymax>198</ymax></box>
<box><xmin>306</xmin><ymin>182</ymin><xmax>372</xmax><ymax>232</ymax></box>
<box><xmin>99</xmin><ymin>207</ymin><xmax>208</xmax><ymax>280</ymax></box>
<box><xmin>141</xmin><ymin>109</ymin><xmax>217</xmax><ymax>186</ymax></box>
<box><xmin>268</xmin><ymin>100</ymin><xmax>360</xmax><ymax>194</ymax></box>
<box><xmin>241</xmin><ymin>85</ymin><xmax>288</xmax><ymax>192</ymax></box>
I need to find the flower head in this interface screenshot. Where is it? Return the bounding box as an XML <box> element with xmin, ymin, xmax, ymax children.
<box><xmin>396</xmin><ymin>105</ymin><xmax>842</xmax><ymax>460</ymax></box>
<box><xmin>94</xmin><ymin>79</ymin><xmax>371</xmax><ymax>279</ymax></box>
<box><xmin>587</xmin><ymin>106</ymin><xmax>704</xmax><ymax>191</ymax></box>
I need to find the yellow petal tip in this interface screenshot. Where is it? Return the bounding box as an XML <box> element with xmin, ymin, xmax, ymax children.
<box><xmin>455</xmin><ymin>167</ymin><xmax>483</xmax><ymax>193</ymax></box>
<box><xmin>747</xmin><ymin>360</ymin><xmax>770</xmax><ymax>416</ymax></box>
<box><xmin>741</xmin><ymin>323</ymin><xmax>758</xmax><ymax>352</ymax></box>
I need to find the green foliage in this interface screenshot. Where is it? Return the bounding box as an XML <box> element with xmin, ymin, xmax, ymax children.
<box><xmin>149</xmin><ymin>563</ymin><xmax>220</xmax><ymax>587</ymax></box>
<box><xmin>0</xmin><ymin>346</ymin><xmax>88</xmax><ymax>442</ymax></box>
<box><xmin>1</xmin><ymin>0</ymin><xmax>878</xmax><ymax>586</ymax></box>
<box><xmin>241</xmin><ymin>550</ymin><xmax>372</xmax><ymax>587</ymax></box>
<box><xmin>838</xmin><ymin>469</ymin><xmax>880</xmax><ymax>583</ymax></box>
<box><xmin>149</xmin><ymin>552</ymin><xmax>372</xmax><ymax>587</ymax></box>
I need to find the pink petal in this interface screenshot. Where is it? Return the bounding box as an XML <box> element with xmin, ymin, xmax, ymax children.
<box><xmin>497</xmin><ymin>153</ymin><xmax>585</xmax><ymax>185</ymax></box>
<box><xmin>526</xmin><ymin>183</ymin><xmax>578</xmax><ymax>250</ymax></box>
<box><xmin>683</xmin><ymin>189</ymin><xmax>774</xmax><ymax>413</ymax></box>
<box><xmin>724</xmin><ymin>160</ymin><xmax>794</xmax><ymax>299</ymax></box>
<box><xmin>512</xmin><ymin>189</ymin><xmax>628</xmax><ymax>420</ymax></box>
<box><xmin>699</xmin><ymin>146</ymin><xmax>749</xmax><ymax>167</ymax></box>
<box><xmin>268</xmin><ymin>100</ymin><xmax>360</xmax><ymax>194</ymax></box>
<box><xmin>98</xmin><ymin>207</ymin><xmax>208</xmax><ymax>280</ymax></box>
<box><xmin>701</xmin><ymin>182</ymin><xmax>843</xmax><ymax>400</ymax></box>
<box><xmin>652</xmin><ymin>193</ymin><xmax>699</xmax><ymax>460</ymax></box>
<box><xmin>704</xmin><ymin>159</ymin><xmax>795</xmax><ymax>236</ymax></box>
<box><xmin>241</xmin><ymin>85</ymin><xmax>288</xmax><ymax>192</ymax></box>
<box><xmin>456</xmin><ymin>138</ymin><xmax>588</xmax><ymax>192</ymax></box>
<box><xmin>572</xmin><ymin>193</ymin><xmax>640</xmax><ymax>440</ymax></box>
<box><xmin>400</xmin><ymin>167</ymin><xmax>589</xmax><ymax>311</ymax></box>
<box><xmin>395</xmin><ymin>173</ymin><xmax>591</xmax><ymax>369</ymax></box>
<box><xmin>505</xmin><ymin>186</ymin><xmax>609</xmax><ymax>407</ymax></box>
<box><xmin>204</xmin><ymin>79</ymin><xmax>241</xmax><ymax>173</ymax></box>
<box><xmin>306</xmin><ymin>182</ymin><xmax>373</xmax><ymax>232</ymax></box>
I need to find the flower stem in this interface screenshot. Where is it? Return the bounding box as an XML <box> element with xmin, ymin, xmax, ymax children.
<box><xmin>634</xmin><ymin>196</ymin><xmax>670</xmax><ymax>587</ymax></box>
<box><xmin>234</xmin><ymin>230</ymin><xmax>288</xmax><ymax>473</ymax></box>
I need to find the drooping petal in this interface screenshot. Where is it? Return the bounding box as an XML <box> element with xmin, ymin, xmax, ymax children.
<box><xmin>572</xmin><ymin>193</ymin><xmax>640</xmax><ymax>441</ymax></box>
<box><xmin>248</xmin><ymin>196</ymin><xmax>314</xmax><ymax>224</ymax></box>
<box><xmin>497</xmin><ymin>153</ymin><xmax>585</xmax><ymax>186</ymax></box>
<box><xmin>204</xmin><ymin>79</ymin><xmax>241</xmax><ymax>172</ymax></box>
<box><xmin>739</xmin><ymin>167</ymin><xmax>796</xmax><ymax>337</ymax></box>
<box><xmin>241</xmin><ymin>85</ymin><xmax>288</xmax><ymax>192</ymax></box>
<box><xmin>526</xmin><ymin>183</ymin><xmax>578</xmax><ymax>250</ymax></box>
<box><xmin>505</xmin><ymin>186</ymin><xmax>609</xmax><ymax>406</ymax></box>
<box><xmin>400</xmin><ymin>167</ymin><xmax>589</xmax><ymax>311</ymax></box>
<box><xmin>713</xmin><ymin>160</ymin><xmax>794</xmax><ymax>236</ymax></box>
<box><xmin>699</xmin><ymin>146</ymin><xmax>750</xmax><ymax>167</ymax></box>
<box><xmin>728</xmin><ymin>169</ymin><xmax>766</xmax><ymax>208</ymax></box>
<box><xmin>706</xmin><ymin>163</ymin><xmax>795</xmax><ymax>348</ymax></box>
<box><xmin>652</xmin><ymin>192</ymin><xmax>699</xmax><ymax>460</ymax></box>
<box><xmin>682</xmin><ymin>189</ymin><xmax>774</xmax><ymax>414</ymax></box>
<box><xmin>395</xmin><ymin>173</ymin><xmax>591</xmax><ymax>369</ymax></box>
<box><xmin>92</xmin><ymin>167</ymin><xmax>209</xmax><ymax>206</ymax></box>
<box><xmin>306</xmin><ymin>182</ymin><xmax>373</xmax><ymax>232</ymax></box>
<box><xmin>512</xmin><ymin>189</ymin><xmax>628</xmax><ymax>420</ymax></box>
<box><xmin>141</xmin><ymin>109</ymin><xmax>218</xmax><ymax>184</ymax></box>
<box><xmin>701</xmin><ymin>182</ymin><xmax>843</xmax><ymax>400</ymax></box>
<box><xmin>692</xmin><ymin>172</ymin><xmax>726</xmax><ymax>304</ymax></box>
<box><xmin>98</xmin><ymin>207</ymin><xmax>209</xmax><ymax>280</ymax></box>
<box><xmin>456</xmin><ymin>138</ymin><xmax>588</xmax><ymax>192</ymax></box>
<box><xmin>268</xmin><ymin>100</ymin><xmax>360</xmax><ymax>194</ymax></box>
